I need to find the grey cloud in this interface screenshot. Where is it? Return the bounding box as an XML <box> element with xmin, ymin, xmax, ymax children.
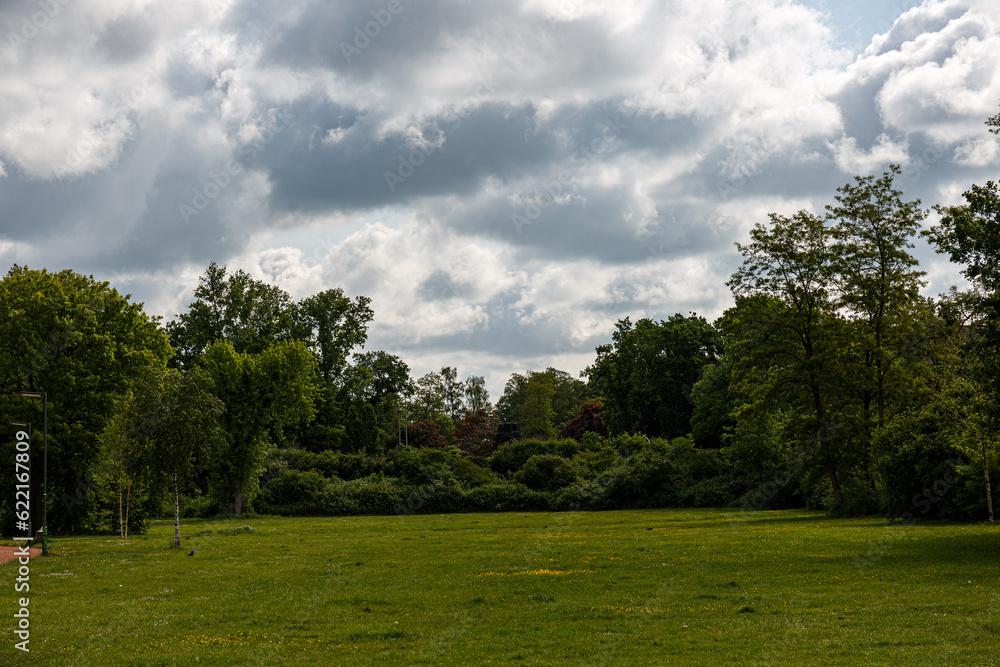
<box><xmin>257</xmin><ymin>98</ymin><xmax>558</xmax><ymax>212</ymax></box>
<box><xmin>95</xmin><ymin>13</ymin><xmax>155</xmax><ymax>63</ymax></box>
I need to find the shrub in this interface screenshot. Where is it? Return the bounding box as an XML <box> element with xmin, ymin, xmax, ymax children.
<box><xmin>876</xmin><ymin>407</ymin><xmax>982</xmax><ymax>521</ymax></box>
<box><xmin>572</xmin><ymin>446</ymin><xmax>620</xmax><ymax>477</ymax></box>
<box><xmin>453</xmin><ymin>456</ymin><xmax>494</xmax><ymax>487</ymax></box>
<box><xmin>491</xmin><ymin>439</ymin><xmax>580</xmax><ymax>476</ymax></box>
<box><xmin>603</xmin><ymin>454</ymin><xmax>679</xmax><ymax>508</ymax></box>
<box><xmin>553</xmin><ymin>479</ymin><xmax>609</xmax><ymax>511</ymax></box>
<box><xmin>462</xmin><ymin>482</ymin><xmax>548</xmax><ymax>512</ymax></box>
<box><xmin>257</xmin><ymin>469</ymin><xmax>328</xmax><ymax>515</ymax></box>
<box><xmin>514</xmin><ymin>454</ymin><xmax>577</xmax><ymax>492</ymax></box>
<box><xmin>321</xmin><ymin>475</ymin><xmax>405</xmax><ymax>516</ymax></box>
<box><xmin>387</xmin><ymin>447</ymin><xmax>456</xmax><ymax>485</ymax></box>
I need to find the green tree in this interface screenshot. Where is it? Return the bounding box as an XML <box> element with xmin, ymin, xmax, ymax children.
<box><xmin>463</xmin><ymin>374</ymin><xmax>491</xmax><ymax>412</ymax></box>
<box><xmin>409</xmin><ymin>372</ymin><xmax>450</xmax><ymax>432</ymax></box>
<box><xmin>440</xmin><ymin>366</ymin><xmax>465</xmax><ymax>420</ymax></box>
<box><xmin>0</xmin><ymin>266</ymin><xmax>171</xmax><ymax>534</ymax></box>
<box><xmin>827</xmin><ymin>164</ymin><xmax>927</xmax><ymax>433</ymax></box>
<box><xmin>104</xmin><ymin>367</ymin><xmax>225</xmax><ymax>544</ymax></box>
<box><xmin>167</xmin><ymin>263</ymin><xmax>373</xmax><ymax>381</ymax></box>
<box><xmin>200</xmin><ymin>340</ymin><xmax>318</xmax><ymax>514</ymax></box>
<box><xmin>727</xmin><ymin>212</ymin><xmax>846</xmax><ymax>508</ymax></box>
<box><xmin>167</xmin><ymin>262</ymin><xmax>297</xmax><ymax>365</ymax></box>
<box><xmin>345</xmin><ymin>402</ymin><xmax>380</xmax><ymax>455</ymax></box>
<box><xmin>585</xmin><ymin>315</ymin><xmax>720</xmax><ymax>439</ymax></box>
<box><xmin>519</xmin><ymin>373</ymin><xmax>557</xmax><ymax>439</ymax></box>
<box><xmin>350</xmin><ymin>351</ymin><xmax>412</xmax><ymax>405</ymax></box>
<box><xmin>496</xmin><ymin>368</ymin><xmax>587</xmax><ymax>429</ymax></box>
<box><xmin>296</xmin><ymin>289</ymin><xmax>374</xmax><ymax>384</ymax></box>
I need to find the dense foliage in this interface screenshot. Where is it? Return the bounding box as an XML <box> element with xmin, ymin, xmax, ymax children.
<box><xmin>4</xmin><ymin>114</ymin><xmax>1000</xmax><ymax>534</ymax></box>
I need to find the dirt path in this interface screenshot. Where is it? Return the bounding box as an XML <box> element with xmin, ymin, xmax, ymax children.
<box><xmin>0</xmin><ymin>546</ymin><xmax>43</xmax><ymax>564</ymax></box>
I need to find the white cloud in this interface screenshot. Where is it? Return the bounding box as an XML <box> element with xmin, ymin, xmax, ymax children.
<box><xmin>953</xmin><ymin>134</ymin><xmax>1000</xmax><ymax>165</ymax></box>
<box><xmin>2</xmin><ymin>0</ymin><xmax>1000</xmax><ymax>393</ymax></box>
<box><xmin>830</xmin><ymin>133</ymin><xmax>911</xmax><ymax>174</ymax></box>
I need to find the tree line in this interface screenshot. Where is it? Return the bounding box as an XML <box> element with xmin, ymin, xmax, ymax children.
<box><xmin>2</xmin><ymin>118</ymin><xmax>999</xmax><ymax>540</ymax></box>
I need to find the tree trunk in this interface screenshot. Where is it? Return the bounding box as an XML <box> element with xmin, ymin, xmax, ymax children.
<box><xmin>231</xmin><ymin>479</ymin><xmax>243</xmax><ymax>516</ymax></box>
<box><xmin>813</xmin><ymin>391</ymin><xmax>842</xmax><ymax>508</ymax></box>
<box><xmin>979</xmin><ymin>407</ymin><xmax>994</xmax><ymax>522</ymax></box>
<box><xmin>117</xmin><ymin>470</ymin><xmax>124</xmax><ymax>540</ymax></box>
<box><xmin>174</xmin><ymin>471</ymin><xmax>181</xmax><ymax>548</ymax></box>
<box><xmin>124</xmin><ymin>476</ymin><xmax>131</xmax><ymax>541</ymax></box>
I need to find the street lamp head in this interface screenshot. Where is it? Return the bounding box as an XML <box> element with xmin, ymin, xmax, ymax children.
<box><xmin>11</xmin><ymin>421</ymin><xmax>30</xmax><ymax>428</ymax></box>
<box><xmin>19</xmin><ymin>391</ymin><xmax>45</xmax><ymax>398</ymax></box>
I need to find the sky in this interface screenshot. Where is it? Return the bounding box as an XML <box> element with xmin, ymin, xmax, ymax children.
<box><xmin>2</xmin><ymin>0</ymin><xmax>999</xmax><ymax>400</ymax></box>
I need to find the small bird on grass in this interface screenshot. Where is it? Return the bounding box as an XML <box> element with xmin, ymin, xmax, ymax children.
<box><xmin>187</xmin><ymin>550</ymin><xmax>194</xmax><ymax>556</ymax></box>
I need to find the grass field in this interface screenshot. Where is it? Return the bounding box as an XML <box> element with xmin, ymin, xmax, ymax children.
<box><xmin>2</xmin><ymin>508</ymin><xmax>998</xmax><ymax>665</ymax></box>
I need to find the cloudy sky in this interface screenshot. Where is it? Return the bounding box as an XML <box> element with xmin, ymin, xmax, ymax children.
<box><xmin>2</xmin><ymin>0</ymin><xmax>999</xmax><ymax>399</ymax></box>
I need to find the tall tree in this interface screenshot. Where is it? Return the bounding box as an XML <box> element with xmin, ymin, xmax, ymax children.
<box><xmin>296</xmin><ymin>289</ymin><xmax>374</xmax><ymax>384</ymax></box>
<box><xmin>727</xmin><ymin>211</ymin><xmax>846</xmax><ymax>507</ymax></box>
<box><xmin>827</xmin><ymin>164</ymin><xmax>927</xmax><ymax>432</ymax></box>
<box><xmin>440</xmin><ymin>366</ymin><xmax>465</xmax><ymax>420</ymax></box>
<box><xmin>0</xmin><ymin>266</ymin><xmax>171</xmax><ymax>533</ymax></box>
<box><xmin>926</xmin><ymin>175</ymin><xmax>1000</xmax><ymax>521</ymax></box>
<box><xmin>200</xmin><ymin>340</ymin><xmax>318</xmax><ymax>514</ymax></box>
<box><xmin>167</xmin><ymin>263</ymin><xmax>373</xmax><ymax>380</ymax></box>
<box><xmin>167</xmin><ymin>262</ymin><xmax>297</xmax><ymax>366</ymax></box>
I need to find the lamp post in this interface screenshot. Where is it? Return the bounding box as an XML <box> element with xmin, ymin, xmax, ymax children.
<box><xmin>19</xmin><ymin>392</ymin><xmax>47</xmax><ymax>556</ymax></box>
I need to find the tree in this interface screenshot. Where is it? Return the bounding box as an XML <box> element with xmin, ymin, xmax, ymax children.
<box><xmin>345</xmin><ymin>402</ymin><xmax>380</xmax><ymax>455</ymax></box>
<box><xmin>585</xmin><ymin>316</ymin><xmax>720</xmax><ymax>439</ymax></box>
<box><xmin>440</xmin><ymin>366</ymin><xmax>465</xmax><ymax>420</ymax></box>
<box><xmin>926</xmin><ymin>181</ymin><xmax>1000</xmax><ymax>521</ymax></box>
<box><xmin>519</xmin><ymin>373</ymin><xmax>557</xmax><ymax>439</ymax></box>
<box><xmin>296</xmin><ymin>289</ymin><xmax>374</xmax><ymax>384</ymax></box>
<box><xmin>96</xmin><ymin>398</ymin><xmax>151</xmax><ymax>540</ymax></box>
<box><xmin>200</xmin><ymin>340</ymin><xmax>318</xmax><ymax>514</ymax></box>
<box><xmin>727</xmin><ymin>212</ymin><xmax>846</xmax><ymax>508</ymax></box>
<box><xmin>561</xmin><ymin>401</ymin><xmax>609</xmax><ymax>441</ymax></box>
<box><xmin>496</xmin><ymin>368</ymin><xmax>587</xmax><ymax>429</ymax></box>
<box><xmin>167</xmin><ymin>262</ymin><xmax>297</xmax><ymax>366</ymax></box>
<box><xmin>463</xmin><ymin>374</ymin><xmax>491</xmax><ymax>412</ymax></box>
<box><xmin>828</xmin><ymin>165</ymin><xmax>927</xmax><ymax>432</ymax></box>
<box><xmin>350</xmin><ymin>351</ymin><xmax>412</xmax><ymax>405</ymax></box>
<box><xmin>410</xmin><ymin>372</ymin><xmax>448</xmax><ymax>424</ymax></box>
<box><xmin>453</xmin><ymin>409</ymin><xmax>499</xmax><ymax>456</ymax></box>
<box><xmin>168</xmin><ymin>263</ymin><xmax>373</xmax><ymax>380</ymax></box>
<box><xmin>104</xmin><ymin>367</ymin><xmax>225</xmax><ymax>545</ymax></box>
<box><xmin>0</xmin><ymin>266</ymin><xmax>171</xmax><ymax>534</ymax></box>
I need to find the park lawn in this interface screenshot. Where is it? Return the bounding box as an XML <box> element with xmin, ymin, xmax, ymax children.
<box><xmin>1</xmin><ymin>508</ymin><xmax>998</xmax><ymax>666</ymax></box>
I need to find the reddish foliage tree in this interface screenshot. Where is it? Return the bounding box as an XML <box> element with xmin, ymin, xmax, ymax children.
<box><xmin>560</xmin><ymin>401</ymin><xmax>609</xmax><ymax>441</ymax></box>
<box><xmin>452</xmin><ymin>409</ymin><xmax>499</xmax><ymax>457</ymax></box>
<box><xmin>408</xmin><ymin>420</ymin><xmax>448</xmax><ymax>449</ymax></box>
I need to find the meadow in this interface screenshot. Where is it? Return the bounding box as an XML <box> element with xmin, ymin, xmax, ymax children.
<box><xmin>2</xmin><ymin>508</ymin><xmax>998</xmax><ymax>666</ymax></box>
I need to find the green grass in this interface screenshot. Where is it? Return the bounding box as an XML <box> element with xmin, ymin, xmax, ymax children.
<box><xmin>2</xmin><ymin>509</ymin><xmax>998</xmax><ymax>665</ymax></box>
